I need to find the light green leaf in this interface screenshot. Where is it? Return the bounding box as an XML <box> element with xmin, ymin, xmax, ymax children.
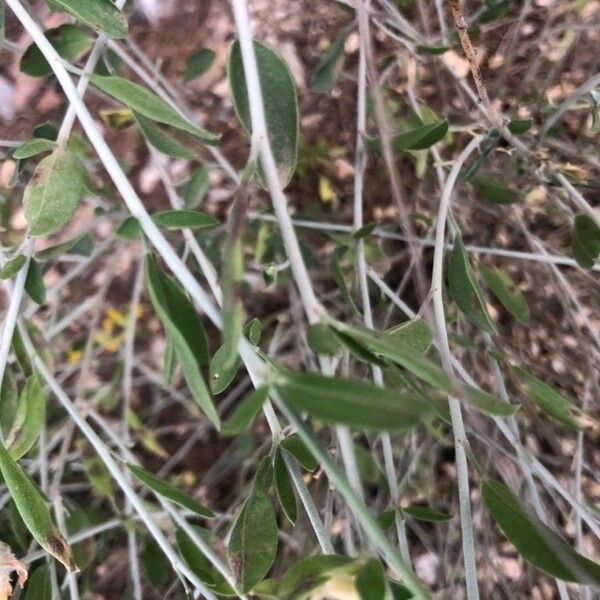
<box><xmin>306</xmin><ymin>323</ymin><xmax>342</xmax><ymax>355</ymax></box>
<box><xmin>449</xmin><ymin>233</ymin><xmax>497</xmax><ymax>334</ymax></box>
<box><xmin>355</xmin><ymin>559</ymin><xmax>386</xmax><ymax>600</ymax></box>
<box><xmin>228</xmin><ymin>40</ymin><xmax>299</xmax><ymax>187</ymax></box>
<box><xmin>0</xmin><ymin>254</ymin><xmax>27</xmax><ymax>280</ymax></box>
<box><xmin>5</xmin><ymin>375</ymin><xmax>45</xmax><ymax>460</ymax></box>
<box><xmin>464</xmin><ymin>384</ymin><xmax>519</xmax><ymax>417</ymax></box>
<box><xmin>152</xmin><ymin>209</ymin><xmax>218</xmax><ymax>230</ymax></box>
<box><xmin>403</xmin><ymin>505</ymin><xmax>453</xmax><ymax>522</ymax></box>
<box><xmin>276</xmin><ymin>373</ymin><xmax>434</xmax><ymax>431</ymax></box>
<box><xmin>385</xmin><ymin>318</ymin><xmax>432</xmax><ymax>354</ymax></box>
<box><xmin>209</xmin><ymin>344</ymin><xmax>241</xmax><ymax>395</ymax></box>
<box><xmin>483</xmin><ymin>479</ymin><xmax>600</xmax><ymax>584</ymax></box>
<box><xmin>134</xmin><ymin>112</ymin><xmax>196</xmax><ymax>160</ymax></box>
<box><xmin>470</xmin><ymin>174</ymin><xmax>522</xmax><ymax>205</ymax></box>
<box><xmin>572</xmin><ymin>213</ymin><xmax>600</xmax><ymax>269</ymax></box>
<box><xmin>24</xmin><ymin>150</ymin><xmax>89</xmax><ymax>237</ymax></box>
<box><xmin>513</xmin><ymin>366</ymin><xmax>584</xmax><ymax>430</ymax></box>
<box><xmin>46</xmin><ymin>0</ymin><xmax>128</xmax><ymax>38</ymax></box>
<box><xmin>0</xmin><ymin>368</ymin><xmax>18</xmax><ymax>440</ymax></box>
<box><xmin>182</xmin><ymin>48</ymin><xmax>215</xmax><ymax>82</ymax></box>
<box><xmin>145</xmin><ymin>255</ymin><xmax>218</xmax><ymax>428</ymax></box>
<box><xmin>127</xmin><ymin>463</ymin><xmax>214</xmax><ymax>518</ymax></box>
<box><xmin>90</xmin><ymin>75</ymin><xmax>220</xmax><ymax>145</ymax></box>
<box><xmin>0</xmin><ymin>440</ymin><xmax>77</xmax><ymax>570</ymax></box>
<box><xmin>274</xmin><ymin>448</ymin><xmax>297</xmax><ymax>525</ymax></box>
<box><xmin>20</xmin><ymin>24</ymin><xmax>92</xmax><ymax>76</ymax></box>
<box><xmin>228</xmin><ymin>487</ymin><xmax>278</xmax><ymax>592</ymax></box>
<box><xmin>13</xmin><ymin>139</ymin><xmax>56</xmax><ymax>159</ymax></box>
<box><xmin>24</xmin><ymin>260</ymin><xmax>46</xmax><ymax>305</ymax></box>
<box><xmin>221</xmin><ymin>385</ymin><xmax>269</xmax><ymax>435</ymax></box>
<box><xmin>184</xmin><ymin>165</ymin><xmax>210</xmax><ymax>208</ymax></box>
<box><xmin>310</xmin><ymin>30</ymin><xmax>348</xmax><ymax>93</ymax></box>
<box><xmin>479</xmin><ymin>264</ymin><xmax>530</xmax><ymax>325</ymax></box>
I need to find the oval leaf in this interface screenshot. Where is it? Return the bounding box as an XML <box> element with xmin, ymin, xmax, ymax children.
<box><xmin>221</xmin><ymin>385</ymin><xmax>269</xmax><ymax>436</ymax></box>
<box><xmin>13</xmin><ymin>139</ymin><xmax>56</xmax><ymax>159</ymax></box>
<box><xmin>470</xmin><ymin>174</ymin><xmax>522</xmax><ymax>205</ymax></box>
<box><xmin>46</xmin><ymin>0</ymin><xmax>128</xmax><ymax>38</ymax></box>
<box><xmin>0</xmin><ymin>255</ymin><xmax>27</xmax><ymax>280</ymax></box>
<box><xmin>274</xmin><ymin>449</ymin><xmax>297</xmax><ymax>525</ymax></box>
<box><xmin>403</xmin><ymin>505</ymin><xmax>453</xmax><ymax>522</ymax></box>
<box><xmin>24</xmin><ymin>150</ymin><xmax>89</xmax><ymax>237</ymax></box>
<box><xmin>572</xmin><ymin>213</ymin><xmax>600</xmax><ymax>269</ymax></box>
<box><xmin>152</xmin><ymin>209</ymin><xmax>218</xmax><ymax>230</ymax></box>
<box><xmin>479</xmin><ymin>264</ymin><xmax>530</xmax><ymax>325</ymax></box>
<box><xmin>228</xmin><ymin>40</ymin><xmax>299</xmax><ymax>187</ymax></box>
<box><xmin>134</xmin><ymin>112</ymin><xmax>197</xmax><ymax>160</ymax></box>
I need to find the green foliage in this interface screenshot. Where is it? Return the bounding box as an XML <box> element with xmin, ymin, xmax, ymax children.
<box><xmin>46</xmin><ymin>0</ymin><xmax>128</xmax><ymax>38</ymax></box>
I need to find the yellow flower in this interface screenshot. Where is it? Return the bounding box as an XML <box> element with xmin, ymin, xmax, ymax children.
<box><xmin>67</xmin><ymin>349</ymin><xmax>83</xmax><ymax>364</ymax></box>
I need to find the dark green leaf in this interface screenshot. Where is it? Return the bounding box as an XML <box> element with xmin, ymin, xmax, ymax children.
<box><xmin>47</xmin><ymin>0</ymin><xmax>128</xmax><ymax>38</ymax></box>
<box><xmin>479</xmin><ymin>264</ymin><xmax>530</xmax><ymax>325</ymax></box>
<box><xmin>404</xmin><ymin>505</ymin><xmax>453</xmax><ymax>522</ymax></box>
<box><xmin>228</xmin><ymin>488</ymin><xmax>278</xmax><ymax>592</ymax></box>
<box><xmin>182</xmin><ymin>48</ymin><xmax>215</xmax><ymax>82</ymax></box>
<box><xmin>572</xmin><ymin>214</ymin><xmax>600</xmax><ymax>269</ymax></box>
<box><xmin>417</xmin><ymin>44</ymin><xmax>450</xmax><ymax>55</ymax></box>
<box><xmin>507</xmin><ymin>118</ymin><xmax>533</xmax><ymax>135</ymax></box>
<box><xmin>20</xmin><ymin>24</ymin><xmax>92</xmax><ymax>76</ymax></box>
<box><xmin>36</xmin><ymin>233</ymin><xmax>93</xmax><ymax>262</ymax></box>
<box><xmin>470</xmin><ymin>175</ymin><xmax>522</xmax><ymax>205</ymax></box>
<box><xmin>391</xmin><ymin>119</ymin><xmax>449</xmax><ymax>151</ymax></box>
<box><xmin>483</xmin><ymin>479</ymin><xmax>600</xmax><ymax>584</ymax></box>
<box><xmin>274</xmin><ymin>448</ymin><xmax>297</xmax><ymax>525</ymax></box>
<box><xmin>228</xmin><ymin>40</ymin><xmax>299</xmax><ymax>187</ymax></box>
<box><xmin>356</xmin><ymin>559</ymin><xmax>386</xmax><ymax>600</ymax></box>
<box><xmin>23</xmin><ymin>565</ymin><xmax>51</xmax><ymax>600</ymax></box>
<box><xmin>478</xmin><ymin>0</ymin><xmax>510</xmax><ymax>24</ymax></box>
<box><xmin>221</xmin><ymin>385</ymin><xmax>269</xmax><ymax>435</ymax></box>
<box><xmin>310</xmin><ymin>30</ymin><xmax>348</xmax><ymax>93</ymax></box>
<box><xmin>209</xmin><ymin>345</ymin><xmax>241</xmax><ymax>395</ymax></box>
<box><xmin>307</xmin><ymin>323</ymin><xmax>342</xmax><ymax>355</ymax></box>
<box><xmin>152</xmin><ymin>209</ymin><xmax>218</xmax><ymax>230</ymax></box>
<box><xmin>24</xmin><ymin>150</ymin><xmax>89</xmax><ymax>237</ymax></box>
<box><xmin>24</xmin><ymin>260</ymin><xmax>46</xmax><ymax>305</ymax></box>
<box><xmin>448</xmin><ymin>234</ymin><xmax>497</xmax><ymax>334</ymax></box>
<box><xmin>280</xmin><ymin>433</ymin><xmax>318</xmax><ymax>472</ymax></box>
<box><xmin>184</xmin><ymin>165</ymin><xmax>210</xmax><ymax>208</ymax></box>
<box><xmin>463</xmin><ymin>384</ymin><xmax>520</xmax><ymax>417</ymax></box>
<box><xmin>90</xmin><ymin>75</ymin><xmax>220</xmax><ymax>145</ymax></box>
<box><xmin>276</xmin><ymin>373</ymin><xmax>433</xmax><ymax>432</ymax></box>
<box><xmin>128</xmin><ymin>463</ymin><xmax>214</xmax><ymax>518</ymax></box>
<box><xmin>134</xmin><ymin>112</ymin><xmax>196</xmax><ymax>160</ymax></box>
<box><xmin>145</xmin><ymin>255</ymin><xmax>218</xmax><ymax>427</ymax></box>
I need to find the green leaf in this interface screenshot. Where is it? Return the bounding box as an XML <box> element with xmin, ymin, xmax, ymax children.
<box><xmin>228</xmin><ymin>40</ymin><xmax>299</xmax><ymax>187</ymax></box>
<box><xmin>0</xmin><ymin>440</ymin><xmax>77</xmax><ymax>570</ymax></box>
<box><xmin>0</xmin><ymin>369</ymin><xmax>18</xmax><ymax>440</ymax></box>
<box><xmin>142</xmin><ymin>536</ymin><xmax>170</xmax><ymax>590</ymax></box>
<box><xmin>24</xmin><ymin>150</ymin><xmax>89</xmax><ymax>237</ymax></box>
<box><xmin>209</xmin><ymin>344</ymin><xmax>241</xmax><ymax>395</ymax></box>
<box><xmin>507</xmin><ymin>118</ymin><xmax>533</xmax><ymax>135</ymax></box>
<box><xmin>417</xmin><ymin>44</ymin><xmax>450</xmax><ymax>55</ymax></box>
<box><xmin>277</xmin><ymin>555</ymin><xmax>354</xmax><ymax>599</ymax></box>
<box><xmin>463</xmin><ymin>384</ymin><xmax>520</xmax><ymax>417</ymax></box>
<box><xmin>391</xmin><ymin>119</ymin><xmax>449</xmax><ymax>151</ymax></box>
<box><xmin>152</xmin><ymin>209</ymin><xmax>218</xmax><ymax>230</ymax></box>
<box><xmin>221</xmin><ymin>385</ymin><xmax>269</xmax><ymax>435</ymax></box>
<box><xmin>23</xmin><ymin>565</ymin><xmax>52</xmax><ymax>600</ymax></box>
<box><xmin>36</xmin><ymin>233</ymin><xmax>93</xmax><ymax>262</ymax></box>
<box><xmin>479</xmin><ymin>264</ymin><xmax>530</xmax><ymax>325</ymax></box>
<box><xmin>470</xmin><ymin>174</ymin><xmax>522</xmax><ymax>205</ymax></box>
<box><xmin>448</xmin><ymin>233</ymin><xmax>497</xmax><ymax>334</ymax></box>
<box><xmin>145</xmin><ymin>255</ymin><xmax>218</xmax><ymax>428</ymax></box>
<box><xmin>20</xmin><ymin>24</ymin><xmax>92</xmax><ymax>76</ymax></box>
<box><xmin>572</xmin><ymin>213</ymin><xmax>600</xmax><ymax>269</ymax></box>
<box><xmin>478</xmin><ymin>0</ymin><xmax>510</xmax><ymax>24</ymax></box>
<box><xmin>355</xmin><ymin>559</ymin><xmax>386</xmax><ymax>600</ymax></box>
<box><xmin>513</xmin><ymin>366</ymin><xmax>584</xmax><ymax>430</ymax></box>
<box><xmin>46</xmin><ymin>0</ymin><xmax>128</xmax><ymax>38</ymax></box>
<box><xmin>127</xmin><ymin>463</ymin><xmax>214</xmax><ymax>518</ymax></box>
<box><xmin>116</xmin><ymin>217</ymin><xmax>141</xmax><ymax>240</ymax></box>
<box><xmin>403</xmin><ymin>505</ymin><xmax>453</xmax><ymax>522</ymax></box>
<box><xmin>0</xmin><ymin>254</ymin><xmax>27</xmax><ymax>280</ymax></box>
<box><xmin>90</xmin><ymin>75</ymin><xmax>219</xmax><ymax>145</ymax></box>
<box><xmin>24</xmin><ymin>259</ymin><xmax>46</xmax><ymax>305</ymax></box>
<box><xmin>228</xmin><ymin>488</ymin><xmax>278</xmax><ymax>592</ymax></box>
<box><xmin>5</xmin><ymin>375</ymin><xmax>45</xmax><ymax>460</ymax></box>
<box><xmin>307</xmin><ymin>323</ymin><xmax>342</xmax><ymax>355</ymax></box>
<box><xmin>482</xmin><ymin>479</ymin><xmax>600</xmax><ymax>584</ymax></box>
<box><xmin>13</xmin><ymin>139</ymin><xmax>56</xmax><ymax>159</ymax></box>
<box><xmin>385</xmin><ymin>318</ymin><xmax>432</xmax><ymax>354</ymax></box>
<box><xmin>276</xmin><ymin>373</ymin><xmax>434</xmax><ymax>432</ymax></box>
<box><xmin>182</xmin><ymin>48</ymin><xmax>215</xmax><ymax>82</ymax></box>
<box><xmin>331</xmin><ymin>245</ymin><xmax>360</xmax><ymax>315</ymax></box>
<box><xmin>280</xmin><ymin>433</ymin><xmax>318</xmax><ymax>472</ymax></box>
<box><xmin>134</xmin><ymin>112</ymin><xmax>196</xmax><ymax>160</ymax></box>
<box><xmin>184</xmin><ymin>165</ymin><xmax>210</xmax><ymax>208</ymax></box>
<box><xmin>310</xmin><ymin>30</ymin><xmax>348</xmax><ymax>93</ymax></box>
<box><xmin>274</xmin><ymin>448</ymin><xmax>297</xmax><ymax>525</ymax></box>
<box><xmin>220</xmin><ymin>187</ymin><xmax>249</xmax><ymax>378</ymax></box>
